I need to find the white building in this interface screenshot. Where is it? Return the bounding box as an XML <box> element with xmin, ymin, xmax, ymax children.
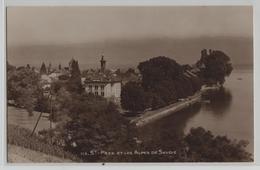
<box><xmin>84</xmin><ymin>79</ymin><xmax>121</xmax><ymax>103</ymax></box>
<box><xmin>82</xmin><ymin>56</ymin><xmax>122</xmax><ymax>103</ymax></box>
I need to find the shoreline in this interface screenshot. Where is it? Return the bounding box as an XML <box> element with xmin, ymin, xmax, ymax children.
<box><xmin>130</xmin><ymin>85</ymin><xmax>220</xmax><ymax>127</ymax></box>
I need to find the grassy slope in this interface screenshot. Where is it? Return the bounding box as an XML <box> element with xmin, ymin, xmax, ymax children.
<box><xmin>8</xmin><ymin>144</ymin><xmax>73</xmax><ymax>163</ymax></box>
<box><xmin>8</xmin><ymin>124</ymin><xmax>81</xmax><ymax>163</ymax></box>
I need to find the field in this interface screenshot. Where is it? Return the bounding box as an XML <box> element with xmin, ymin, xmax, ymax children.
<box><xmin>8</xmin><ymin>106</ymin><xmax>52</xmax><ymax>134</ymax></box>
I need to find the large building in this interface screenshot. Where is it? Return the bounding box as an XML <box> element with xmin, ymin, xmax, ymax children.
<box><xmin>82</xmin><ymin>56</ymin><xmax>122</xmax><ymax>104</ymax></box>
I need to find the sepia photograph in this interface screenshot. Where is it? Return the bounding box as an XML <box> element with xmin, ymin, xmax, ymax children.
<box><xmin>6</xmin><ymin>6</ymin><xmax>253</xmax><ymax>163</ymax></box>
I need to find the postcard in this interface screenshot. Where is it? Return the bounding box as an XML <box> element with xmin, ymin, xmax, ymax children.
<box><xmin>5</xmin><ymin>5</ymin><xmax>254</xmax><ymax>163</ymax></box>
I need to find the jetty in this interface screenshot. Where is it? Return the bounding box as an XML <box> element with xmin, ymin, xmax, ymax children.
<box><xmin>130</xmin><ymin>85</ymin><xmax>220</xmax><ymax>127</ymax></box>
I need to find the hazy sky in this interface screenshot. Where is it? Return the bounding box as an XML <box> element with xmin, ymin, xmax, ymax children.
<box><xmin>7</xmin><ymin>6</ymin><xmax>253</xmax><ymax>68</ymax></box>
<box><xmin>7</xmin><ymin>6</ymin><xmax>253</xmax><ymax>46</ymax></box>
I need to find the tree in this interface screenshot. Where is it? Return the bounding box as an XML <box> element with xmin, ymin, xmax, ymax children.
<box><xmin>149</xmin><ymin>80</ymin><xmax>178</xmax><ymax>105</ymax></box>
<box><xmin>138</xmin><ymin>56</ymin><xmax>183</xmax><ymax>90</ymax></box>
<box><xmin>113</xmin><ymin>126</ymin><xmax>253</xmax><ymax>162</ymax></box>
<box><xmin>121</xmin><ymin>81</ymin><xmax>149</xmax><ymax>112</ymax></box>
<box><xmin>48</xmin><ymin>89</ymin><xmax>136</xmax><ymax>161</ymax></box>
<box><xmin>174</xmin><ymin>76</ymin><xmax>194</xmax><ymax>99</ymax></box>
<box><xmin>137</xmin><ymin>56</ymin><xmax>197</xmax><ymax>107</ymax></box>
<box><xmin>185</xmin><ymin>127</ymin><xmax>252</xmax><ymax>162</ymax></box>
<box><xmin>189</xmin><ymin>75</ymin><xmax>202</xmax><ymax>92</ymax></box>
<box><xmin>67</xmin><ymin>59</ymin><xmax>83</xmax><ymax>93</ymax></box>
<box><xmin>40</xmin><ymin>62</ymin><xmax>47</xmax><ymax>75</ymax></box>
<box><xmin>7</xmin><ymin>66</ymin><xmax>41</xmax><ymax>116</ymax></box>
<box><xmin>198</xmin><ymin>50</ymin><xmax>233</xmax><ymax>85</ymax></box>
<box><xmin>150</xmin><ymin>93</ymin><xmax>166</xmax><ymax>110</ymax></box>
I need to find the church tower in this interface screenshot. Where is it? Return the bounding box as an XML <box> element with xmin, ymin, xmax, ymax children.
<box><xmin>100</xmin><ymin>55</ymin><xmax>106</xmax><ymax>73</ymax></box>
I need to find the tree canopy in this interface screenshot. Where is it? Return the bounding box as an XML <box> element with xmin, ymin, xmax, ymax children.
<box><xmin>121</xmin><ymin>56</ymin><xmax>204</xmax><ymax>112</ymax></box>
<box><xmin>185</xmin><ymin>127</ymin><xmax>252</xmax><ymax>162</ymax></box>
<box><xmin>121</xmin><ymin>81</ymin><xmax>149</xmax><ymax>112</ymax></box>
<box><xmin>46</xmin><ymin>89</ymin><xmax>137</xmax><ymax>161</ymax></box>
<box><xmin>7</xmin><ymin>65</ymin><xmax>41</xmax><ymax>115</ymax></box>
<box><xmin>67</xmin><ymin>59</ymin><xmax>83</xmax><ymax>93</ymax></box>
<box><xmin>198</xmin><ymin>50</ymin><xmax>233</xmax><ymax>85</ymax></box>
<box><xmin>138</xmin><ymin>56</ymin><xmax>183</xmax><ymax>90</ymax></box>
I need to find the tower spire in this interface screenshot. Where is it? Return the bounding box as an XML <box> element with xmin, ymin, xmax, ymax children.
<box><xmin>100</xmin><ymin>53</ymin><xmax>106</xmax><ymax>73</ymax></box>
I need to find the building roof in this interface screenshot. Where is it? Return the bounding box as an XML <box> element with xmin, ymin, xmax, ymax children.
<box><xmin>83</xmin><ymin>71</ymin><xmax>121</xmax><ymax>84</ymax></box>
<box><xmin>41</xmin><ymin>74</ymin><xmax>52</xmax><ymax>83</ymax></box>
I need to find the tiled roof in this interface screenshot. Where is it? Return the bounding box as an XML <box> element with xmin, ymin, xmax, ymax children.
<box><xmin>83</xmin><ymin>72</ymin><xmax>121</xmax><ymax>84</ymax></box>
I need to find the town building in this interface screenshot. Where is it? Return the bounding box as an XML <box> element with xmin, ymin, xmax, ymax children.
<box><xmin>82</xmin><ymin>56</ymin><xmax>122</xmax><ymax>104</ymax></box>
<box><xmin>40</xmin><ymin>62</ymin><xmax>69</xmax><ymax>94</ymax></box>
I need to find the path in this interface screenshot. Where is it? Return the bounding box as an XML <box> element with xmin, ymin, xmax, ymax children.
<box><xmin>130</xmin><ymin>85</ymin><xmax>220</xmax><ymax>127</ymax></box>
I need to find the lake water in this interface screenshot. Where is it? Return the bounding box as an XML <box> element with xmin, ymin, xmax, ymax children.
<box><xmin>139</xmin><ymin>69</ymin><xmax>254</xmax><ymax>154</ymax></box>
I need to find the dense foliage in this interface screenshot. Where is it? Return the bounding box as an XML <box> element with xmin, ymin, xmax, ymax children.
<box><xmin>45</xmin><ymin>88</ymin><xmax>137</xmax><ymax>161</ymax></box>
<box><xmin>197</xmin><ymin>50</ymin><xmax>233</xmax><ymax>85</ymax></box>
<box><xmin>138</xmin><ymin>56</ymin><xmax>202</xmax><ymax>101</ymax></box>
<box><xmin>67</xmin><ymin>59</ymin><xmax>83</xmax><ymax>93</ymax></box>
<box><xmin>86</xmin><ymin>126</ymin><xmax>253</xmax><ymax>162</ymax></box>
<box><xmin>121</xmin><ymin>81</ymin><xmax>149</xmax><ymax>112</ymax></box>
<box><xmin>138</xmin><ymin>56</ymin><xmax>183</xmax><ymax>89</ymax></box>
<box><xmin>121</xmin><ymin>56</ymin><xmax>202</xmax><ymax>112</ymax></box>
<box><xmin>7</xmin><ymin>65</ymin><xmax>41</xmax><ymax>115</ymax></box>
<box><xmin>185</xmin><ymin>127</ymin><xmax>252</xmax><ymax>162</ymax></box>
<box><xmin>121</xmin><ymin>50</ymin><xmax>232</xmax><ymax>112</ymax></box>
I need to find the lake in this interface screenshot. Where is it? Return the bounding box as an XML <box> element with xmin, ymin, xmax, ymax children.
<box><xmin>139</xmin><ymin>69</ymin><xmax>254</xmax><ymax>154</ymax></box>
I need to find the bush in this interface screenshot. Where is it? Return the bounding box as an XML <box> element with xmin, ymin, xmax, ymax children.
<box><xmin>185</xmin><ymin>127</ymin><xmax>253</xmax><ymax>162</ymax></box>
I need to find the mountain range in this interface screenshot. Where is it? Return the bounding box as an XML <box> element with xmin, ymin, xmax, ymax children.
<box><xmin>7</xmin><ymin>36</ymin><xmax>253</xmax><ymax>70</ymax></box>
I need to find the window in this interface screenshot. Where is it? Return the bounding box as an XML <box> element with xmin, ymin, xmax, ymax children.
<box><xmin>95</xmin><ymin>92</ymin><xmax>98</xmax><ymax>96</ymax></box>
<box><xmin>101</xmin><ymin>85</ymin><xmax>104</xmax><ymax>90</ymax></box>
<box><xmin>101</xmin><ymin>92</ymin><xmax>104</xmax><ymax>96</ymax></box>
<box><xmin>95</xmin><ymin>85</ymin><xmax>98</xmax><ymax>90</ymax></box>
<box><xmin>89</xmin><ymin>85</ymin><xmax>92</xmax><ymax>92</ymax></box>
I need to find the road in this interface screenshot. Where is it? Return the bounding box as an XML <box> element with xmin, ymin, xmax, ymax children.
<box><xmin>130</xmin><ymin>85</ymin><xmax>219</xmax><ymax>127</ymax></box>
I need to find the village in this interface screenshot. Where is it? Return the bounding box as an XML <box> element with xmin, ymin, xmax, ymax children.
<box><xmin>38</xmin><ymin>55</ymin><xmax>139</xmax><ymax>105</ymax></box>
<box><xmin>37</xmin><ymin>49</ymin><xmax>212</xmax><ymax>106</ymax></box>
<box><xmin>7</xmin><ymin>46</ymin><xmax>253</xmax><ymax>163</ymax></box>
<box><xmin>33</xmin><ymin>50</ymin><xmax>211</xmax><ymax>119</ymax></box>
<box><xmin>7</xmin><ymin>49</ymin><xmax>224</xmax><ymax>131</ymax></box>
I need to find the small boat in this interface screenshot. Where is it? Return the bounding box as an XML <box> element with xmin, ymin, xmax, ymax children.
<box><xmin>237</xmin><ymin>77</ymin><xmax>242</xmax><ymax>80</ymax></box>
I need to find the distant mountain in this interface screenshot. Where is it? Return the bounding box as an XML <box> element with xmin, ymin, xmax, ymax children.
<box><xmin>7</xmin><ymin>36</ymin><xmax>253</xmax><ymax>70</ymax></box>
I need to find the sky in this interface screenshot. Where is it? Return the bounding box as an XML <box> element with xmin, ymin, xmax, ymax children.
<box><xmin>7</xmin><ymin>6</ymin><xmax>253</xmax><ymax>69</ymax></box>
